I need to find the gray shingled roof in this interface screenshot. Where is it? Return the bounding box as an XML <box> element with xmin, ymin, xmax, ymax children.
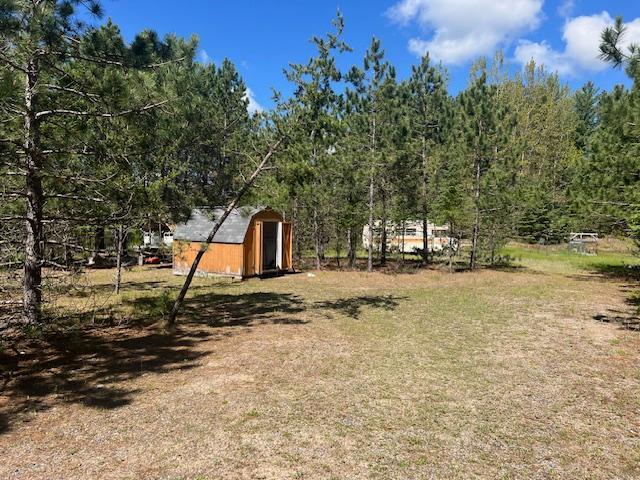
<box><xmin>174</xmin><ymin>207</ymin><xmax>265</xmax><ymax>244</ymax></box>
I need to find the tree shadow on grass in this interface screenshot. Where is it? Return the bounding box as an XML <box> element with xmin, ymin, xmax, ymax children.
<box><xmin>0</xmin><ymin>290</ymin><xmax>310</xmax><ymax>436</ymax></box>
<box><xmin>123</xmin><ymin>290</ymin><xmax>309</xmax><ymax>328</ymax></box>
<box><xmin>314</xmin><ymin>295</ymin><xmax>407</xmax><ymax>320</ymax></box>
<box><xmin>584</xmin><ymin>262</ymin><xmax>640</xmax><ymax>331</ymax></box>
<box><xmin>590</xmin><ymin>263</ymin><xmax>640</xmax><ymax>282</ymax></box>
<box><xmin>1</xmin><ymin>287</ymin><xmax>408</xmax><ymax>435</ymax></box>
<box><xmin>556</xmin><ymin>259</ymin><xmax>640</xmax><ymax>331</ymax></box>
<box><xmin>593</xmin><ymin>292</ymin><xmax>640</xmax><ymax>332</ymax></box>
<box><xmin>60</xmin><ymin>280</ymin><xmax>169</xmax><ymax>299</ymax></box>
<box><xmin>0</xmin><ymin>325</ymin><xmax>214</xmax><ymax>435</ymax></box>
<box><xmin>568</xmin><ymin>262</ymin><xmax>640</xmax><ymax>283</ymax></box>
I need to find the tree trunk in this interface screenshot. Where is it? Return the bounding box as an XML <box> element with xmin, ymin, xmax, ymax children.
<box><xmin>380</xmin><ymin>186</ymin><xmax>387</xmax><ymax>266</ymax></box>
<box><xmin>166</xmin><ymin>138</ymin><xmax>283</xmax><ymax>326</ymax></box>
<box><xmin>313</xmin><ymin>206</ymin><xmax>322</xmax><ymax>270</ymax></box>
<box><xmin>367</xmin><ymin>101</ymin><xmax>377</xmax><ymax>273</ymax></box>
<box><xmin>489</xmin><ymin>228</ymin><xmax>499</xmax><ymax>266</ymax></box>
<box><xmin>335</xmin><ymin>227</ymin><xmax>341</xmax><ymax>268</ymax></box>
<box><xmin>347</xmin><ymin>227</ymin><xmax>356</xmax><ymax>268</ymax></box>
<box><xmin>421</xmin><ymin>137</ymin><xmax>429</xmax><ymax>265</ymax></box>
<box><xmin>293</xmin><ymin>198</ymin><xmax>301</xmax><ymax>270</ymax></box>
<box><xmin>114</xmin><ymin>225</ymin><xmax>125</xmax><ymax>295</ymax></box>
<box><xmin>367</xmin><ymin>168</ymin><xmax>374</xmax><ymax>273</ymax></box>
<box><xmin>94</xmin><ymin>226</ymin><xmax>105</xmax><ymax>254</ymax></box>
<box><xmin>401</xmin><ymin>220</ymin><xmax>405</xmax><ymax>264</ymax></box>
<box><xmin>470</xmin><ymin>157</ymin><xmax>481</xmax><ymax>270</ymax></box>
<box><xmin>64</xmin><ymin>242</ymin><xmax>72</xmax><ymax>267</ymax></box>
<box><xmin>449</xmin><ymin>237</ymin><xmax>455</xmax><ymax>273</ymax></box>
<box><xmin>23</xmin><ymin>56</ymin><xmax>44</xmax><ymax>325</ymax></box>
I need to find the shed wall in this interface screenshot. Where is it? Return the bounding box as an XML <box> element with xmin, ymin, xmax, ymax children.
<box><xmin>173</xmin><ymin>241</ymin><xmax>244</xmax><ymax>277</ymax></box>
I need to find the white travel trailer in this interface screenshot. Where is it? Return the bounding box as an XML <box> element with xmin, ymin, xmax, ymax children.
<box><xmin>362</xmin><ymin>220</ymin><xmax>456</xmax><ymax>254</ymax></box>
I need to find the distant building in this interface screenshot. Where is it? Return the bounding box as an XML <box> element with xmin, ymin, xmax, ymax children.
<box><xmin>143</xmin><ymin>229</ymin><xmax>174</xmax><ymax>248</ymax></box>
<box><xmin>362</xmin><ymin>220</ymin><xmax>455</xmax><ymax>253</ymax></box>
<box><xmin>173</xmin><ymin>206</ymin><xmax>293</xmax><ymax>279</ymax></box>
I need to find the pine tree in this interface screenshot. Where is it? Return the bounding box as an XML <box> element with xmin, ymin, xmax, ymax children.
<box><xmin>0</xmin><ymin>1</ymin><xmax>179</xmax><ymax>323</ymax></box>
<box><xmin>347</xmin><ymin>37</ymin><xmax>396</xmax><ymax>271</ymax></box>
<box><xmin>405</xmin><ymin>55</ymin><xmax>450</xmax><ymax>264</ymax></box>
<box><xmin>276</xmin><ymin>13</ymin><xmax>350</xmax><ymax>270</ymax></box>
<box><xmin>459</xmin><ymin>61</ymin><xmax>509</xmax><ymax>269</ymax></box>
<box><xmin>574</xmin><ymin>81</ymin><xmax>600</xmax><ymax>152</ymax></box>
<box><xmin>595</xmin><ymin>16</ymin><xmax>640</xmax><ymax>246</ymax></box>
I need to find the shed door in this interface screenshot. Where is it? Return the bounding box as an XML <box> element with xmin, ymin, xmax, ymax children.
<box><xmin>254</xmin><ymin>221</ymin><xmax>263</xmax><ymax>275</ymax></box>
<box><xmin>276</xmin><ymin>222</ymin><xmax>283</xmax><ymax>269</ymax></box>
<box><xmin>282</xmin><ymin>222</ymin><xmax>293</xmax><ymax>270</ymax></box>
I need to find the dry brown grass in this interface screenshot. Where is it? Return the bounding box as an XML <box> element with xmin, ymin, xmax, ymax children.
<box><xmin>1</xmin><ymin>254</ymin><xmax>639</xmax><ymax>479</ymax></box>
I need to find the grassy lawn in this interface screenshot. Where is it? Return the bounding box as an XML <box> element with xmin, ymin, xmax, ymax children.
<box><xmin>1</xmin><ymin>246</ymin><xmax>639</xmax><ymax>479</ymax></box>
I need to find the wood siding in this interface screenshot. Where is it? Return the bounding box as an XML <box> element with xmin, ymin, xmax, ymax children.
<box><xmin>253</xmin><ymin>221</ymin><xmax>262</xmax><ymax>275</ymax></box>
<box><xmin>243</xmin><ymin>222</ymin><xmax>256</xmax><ymax>276</ymax></box>
<box><xmin>173</xmin><ymin>241</ymin><xmax>244</xmax><ymax>277</ymax></box>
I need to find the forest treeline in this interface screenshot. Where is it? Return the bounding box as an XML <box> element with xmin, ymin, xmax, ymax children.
<box><xmin>1</xmin><ymin>2</ymin><xmax>639</xmax><ymax>324</ymax></box>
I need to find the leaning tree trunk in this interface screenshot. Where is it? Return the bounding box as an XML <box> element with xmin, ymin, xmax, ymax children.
<box><xmin>23</xmin><ymin>56</ymin><xmax>44</xmax><ymax>325</ymax></box>
<box><xmin>166</xmin><ymin>138</ymin><xmax>283</xmax><ymax>326</ymax></box>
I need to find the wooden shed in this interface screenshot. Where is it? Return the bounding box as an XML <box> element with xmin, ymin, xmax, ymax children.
<box><xmin>172</xmin><ymin>206</ymin><xmax>293</xmax><ymax>279</ymax></box>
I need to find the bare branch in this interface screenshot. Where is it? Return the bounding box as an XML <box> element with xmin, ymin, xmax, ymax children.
<box><xmin>44</xmin><ymin>193</ymin><xmax>105</xmax><ymax>202</ymax></box>
<box><xmin>0</xmin><ymin>51</ymin><xmax>27</xmax><ymax>73</ymax></box>
<box><xmin>57</xmin><ymin>44</ymin><xmax>188</xmax><ymax>70</ymax></box>
<box><xmin>35</xmin><ymin>100</ymin><xmax>169</xmax><ymax>120</ymax></box>
<box><xmin>42</xmin><ymin>83</ymin><xmax>100</xmax><ymax>103</ymax></box>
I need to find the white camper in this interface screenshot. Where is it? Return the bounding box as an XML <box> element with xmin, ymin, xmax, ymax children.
<box><xmin>362</xmin><ymin>220</ymin><xmax>456</xmax><ymax>254</ymax></box>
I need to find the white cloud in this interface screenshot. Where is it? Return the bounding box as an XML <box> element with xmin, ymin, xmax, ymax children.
<box><xmin>515</xmin><ymin>12</ymin><xmax>640</xmax><ymax>75</ymax></box>
<box><xmin>557</xmin><ymin>0</ymin><xmax>574</xmax><ymax>18</ymax></box>
<box><xmin>514</xmin><ymin>40</ymin><xmax>574</xmax><ymax>75</ymax></box>
<box><xmin>244</xmin><ymin>87</ymin><xmax>263</xmax><ymax>115</ymax></box>
<box><xmin>387</xmin><ymin>0</ymin><xmax>543</xmax><ymax>65</ymax></box>
<box><xmin>197</xmin><ymin>49</ymin><xmax>211</xmax><ymax>64</ymax></box>
<box><xmin>564</xmin><ymin>12</ymin><xmax>614</xmax><ymax>71</ymax></box>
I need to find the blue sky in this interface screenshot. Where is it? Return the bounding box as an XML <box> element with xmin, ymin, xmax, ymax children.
<box><xmin>100</xmin><ymin>0</ymin><xmax>639</xmax><ymax>111</ymax></box>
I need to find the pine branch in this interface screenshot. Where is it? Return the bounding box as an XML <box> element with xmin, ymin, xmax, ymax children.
<box><xmin>44</xmin><ymin>193</ymin><xmax>105</xmax><ymax>202</ymax></box>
